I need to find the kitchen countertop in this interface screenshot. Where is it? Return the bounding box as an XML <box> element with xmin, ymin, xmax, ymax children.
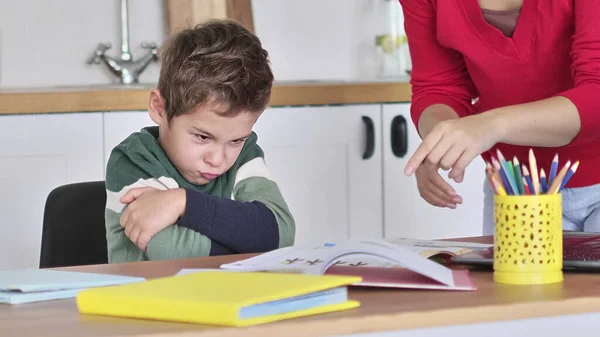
<box><xmin>0</xmin><ymin>79</ymin><xmax>412</xmax><ymax>115</ymax></box>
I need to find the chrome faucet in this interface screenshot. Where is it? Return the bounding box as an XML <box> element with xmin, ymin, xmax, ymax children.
<box><xmin>87</xmin><ymin>0</ymin><xmax>159</xmax><ymax>84</ymax></box>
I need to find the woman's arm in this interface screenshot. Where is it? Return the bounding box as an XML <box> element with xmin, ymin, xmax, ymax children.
<box><xmin>418</xmin><ymin>104</ymin><xmax>461</xmax><ymax>138</ymax></box>
<box><xmin>399</xmin><ymin>0</ymin><xmax>478</xmax><ymax>137</ymax></box>
<box><xmin>405</xmin><ymin>0</ymin><xmax>600</xmax><ymax>178</ymax></box>
<box><xmin>488</xmin><ymin>0</ymin><xmax>600</xmax><ymax>148</ymax></box>
<box><xmin>487</xmin><ymin>96</ymin><xmax>581</xmax><ymax>148</ymax></box>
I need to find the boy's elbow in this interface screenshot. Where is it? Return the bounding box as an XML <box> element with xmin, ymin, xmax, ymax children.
<box><xmin>273</xmin><ymin>208</ymin><xmax>296</xmax><ymax>248</ymax></box>
<box><xmin>144</xmin><ymin>244</ymin><xmax>169</xmax><ymax>261</ymax></box>
<box><xmin>144</xmin><ymin>226</ymin><xmax>212</xmax><ymax>260</ymax></box>
<box><xmin>144</xmin><ymin>235</ymin><xmax>179</xmax><ymax>261</ymax></box>
<box><xmin>105</xmin><ymin>233</ymin><xmax>147</xmax><ymax>263</ymax></box>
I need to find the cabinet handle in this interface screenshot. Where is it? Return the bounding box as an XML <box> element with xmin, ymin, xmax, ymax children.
<box><xmin>362</xmin><ymin>116</ymin><xmax>375</xmax><ymax>160</ymax></box>
<box><xmin>391</xmin><ymin>115</ymin><xmax>408</xmax><ymax>158</ymax></box>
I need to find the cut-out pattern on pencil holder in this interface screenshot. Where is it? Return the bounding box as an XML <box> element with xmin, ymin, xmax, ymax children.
<box><xmin>493</xmin><ymin>194</ymin><xmax>563</xmax><ymax>284</ymax></box>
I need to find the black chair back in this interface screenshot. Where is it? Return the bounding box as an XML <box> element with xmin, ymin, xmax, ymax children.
<box><xmin>39</xmin><ymin>181</ymin><xmax>108</xmax><ymax>268</ymax></box>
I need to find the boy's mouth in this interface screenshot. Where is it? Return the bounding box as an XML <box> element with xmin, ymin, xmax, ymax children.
<box><xmin>201</xmin><ymin>173</ymin><xmax>220</xmax><ymax>180</ymax></box>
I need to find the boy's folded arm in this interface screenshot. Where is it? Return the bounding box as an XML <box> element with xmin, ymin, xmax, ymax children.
<box><xmin>107</xmin><ymin>204</ymin><xmax>234</xmax><ymax>261</ymax></box>
<box><xmin>177</xmin><ymin>158</ymin><xmax>296</xmax><ymax>253</ymax></box>
<box><xmin>144</xmin><ymin>224</ymin><xmax>234</xmax><ymax>260</ymax></box>
<box><xmin>106</xmin><ymin>154</ymin><xmax>234</xmax><ymax>262</ymax></box>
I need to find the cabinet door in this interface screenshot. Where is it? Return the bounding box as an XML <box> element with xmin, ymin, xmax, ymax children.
<box><xmin>382</xmin><ymin>103</ymin><xmax>485</xmax><ymax>240</ymax></box>
<box><xmin>0</xmin><ymin>113</ymin><xmax>104</xmax><ymax>269</ymax></box>
<box><xmin>102</xmin><ymin>111</ymin><xmax>155</xmax><ymax>171</ymax></box>
<box><xmin>252</xmin><ymin>105</ymin><xmax>383</xmax><ymax>245</ymax></box>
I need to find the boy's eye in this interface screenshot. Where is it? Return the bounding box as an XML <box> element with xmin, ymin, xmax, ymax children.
<box><xmin>231</xmin><ymin>138</ymin><xmax>247</xmax><ymax>145</ymax></box>
<box><xmin>195</xmin><ymin>134</ymin><xmax>210</xmax><ymax>141</ymax></box>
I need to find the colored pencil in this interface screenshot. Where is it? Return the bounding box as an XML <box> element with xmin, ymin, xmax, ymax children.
<box><xmin>523</xmin><ymin>177</ymin><xmax>531</xmax><ymax>195</ymax></box>
<box><xmin>484</xmin><ymin>151</ymin><xmax>579</xmax><ymax>196</ymax></box>
<box><xmin>522</xmin><ymin>165</ymin><xmax>534</xmax><ymax>194</ymax></box>
<box><xmin>540</xmin><ymin>168</ymin><xmax>547</xmax><ymax>194</ymax></box>
<box><xmin>491</xmin><ymin>174</ymin><xmax>507</xmax><ymax>196</ymax></box>
<box><xmin>528</xmin><ymin>149</ymin><xmax>540</xmax><ymax>195</ymax></box>
<box><xmin>512</xmin><ymin>157</ymin><xmax>525</xmax><ymax>195</ymax></box>
<box><xmin>492</xmin><ymin>157</ymin><xmax>513</xmax><ymax>195</ymax></box>
<box><xmin>492</xmin><ymin>168</ymin><xmax>503</xmax><ymax>187</ymax></box>
<box><xmin>548</xmin><ymin>160</ymin><xmax>572</xmax><ymax>194</ymax></box>
<box><xmin>559</xmin><ymin>161</ymin><xmax>580</xmax><ymax>192</ymax></box>
<box><xmin>496</xmin><ymin>150</ymin><xmax>519</xmax><ymax>195</ymax></box>
<box><xmin>485</xmin><ymin>163</ymin><xmax>497</xmax><ymax>194</ymax></box>
<box><xmin>507</xmin><ymin>161</ymin><xmax>518</xmax><ymax>193</ymax></box>
<box><xmin>548</xmin><ymin>153</ymin><xmax>559</xmax><ymax>186</ymax></box>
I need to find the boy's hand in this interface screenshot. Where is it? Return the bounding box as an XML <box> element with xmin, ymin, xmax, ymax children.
<box><xmin>404</xmin><ymin>113</ymin><xmax>500</xmax><ymax>183</ymax></box>
<box><xmin>119</xmin><ymin>187</ymin><xmax>186</xmax><ymax>251</ymax></box>
<box><xmin>415</xmin><ymin>162</ymin><xmax>463</xmax><ymax>209</ymax></box>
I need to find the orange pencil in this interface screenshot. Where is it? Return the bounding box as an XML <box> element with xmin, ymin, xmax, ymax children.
<box><xmin>491</xmin><ymin>175</ymin><xmax>507</xmax><ymax>196</ymax></box>
<box><xmin>485</xmin><ymin>162</ymin><xmax>497</xmax><ymax>194</ymax></box>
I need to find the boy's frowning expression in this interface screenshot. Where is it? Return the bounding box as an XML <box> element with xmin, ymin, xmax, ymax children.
<box><xmin>149</xmin><ymin>90</ymin><xmax>260</xmax><ymax>185</ymax></box>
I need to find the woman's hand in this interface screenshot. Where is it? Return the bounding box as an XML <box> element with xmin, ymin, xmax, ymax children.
<box><xmin>404</xmin><ymin>113</ymin><xmax>503</xmax><ymax>183</ymax></box>
<box><xmin>416</xmin><ymin>161</ymin><xmax>463</xmax><ymax>209</ymax></box>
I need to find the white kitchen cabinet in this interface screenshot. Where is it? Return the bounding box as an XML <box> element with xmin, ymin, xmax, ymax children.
<box><xmin>381</xmin><ymin>103</ymin><xmax>485</xmax><ymax>240</ymax></box>
<box><xmin>0</xmin><ymin>113</ymin><xmax>104</xmax><ymax>269</ymax></box>
<box><xmin>253</xmin><ymin>105</ymin><xmax>384</xmax><ymax>245</ymax></box>
<box><xmin>102</xmin><ymin>111</ymin><xmax>156</xmax><ymax>173</ymax></box>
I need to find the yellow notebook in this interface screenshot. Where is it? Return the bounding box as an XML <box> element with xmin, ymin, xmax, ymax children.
<box><xmin>76</xmin><ymin>271</ymin><xmax>361</xmax><ymax>327</ymax></box>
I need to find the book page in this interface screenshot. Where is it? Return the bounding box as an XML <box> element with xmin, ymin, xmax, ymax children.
<box><xmin>220</xmin><ymin>244</ymin><xmax>342</xmax><ymax>273</ymax></box>
<box><xmin>315</xmin><ymin>240</ymin><xmax>455</xmax><ymax>286</ymax></box>
<box><xmin>386</xmin><ymin>238</ymin><xmax>492</xmax><ymax>257</ymax></box>
<box><xmin>221</xmin><ymin>238</ymin><xmax>483</xmax><ymax>286</ymax></box>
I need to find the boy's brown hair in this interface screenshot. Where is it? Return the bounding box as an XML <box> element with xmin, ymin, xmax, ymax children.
<box><xmin>158</xmin><ymin>19</ymin><xmax>274</xmax><ymax>120</ymax></box>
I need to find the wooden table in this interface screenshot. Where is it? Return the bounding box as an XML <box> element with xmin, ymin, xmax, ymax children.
<box><xmin>3</xmin><ymin>236</ymin><xmax>600</xmax><ymax>337</ymax></box>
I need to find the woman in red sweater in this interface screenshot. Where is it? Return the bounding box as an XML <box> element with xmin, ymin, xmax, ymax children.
<box><xmin>399</xmin><ymin>0</ymin><xmax>600</xmax><ymax>234</ymax></box>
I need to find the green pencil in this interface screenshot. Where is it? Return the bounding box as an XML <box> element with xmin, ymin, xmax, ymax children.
<box><xmin>512</xmin><ymin>157</ymin><xmax>525</xmax><ymax>195</ymax></box>
<box><xmin>507</xmin><ymin>161</ymin><xmax>516</xmax><ymax>184</ymax></box>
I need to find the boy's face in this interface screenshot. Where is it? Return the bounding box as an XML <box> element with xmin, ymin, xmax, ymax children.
<box><xmin>149</xmin><ymin>90</ymin><xmax>260</xmax><ymax>185</ymax></box>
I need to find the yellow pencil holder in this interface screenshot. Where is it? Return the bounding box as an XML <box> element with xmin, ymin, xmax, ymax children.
<box><xmin>493</xmin><ymin>193</ymin><xmax>563</xmax><ymax>285</ymax></box>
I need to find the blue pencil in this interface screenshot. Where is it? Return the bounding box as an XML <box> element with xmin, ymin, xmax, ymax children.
<box><xmin>522</xmin><ymin>165</ymin><xmax>534</xmax><ymax>194</ymax></box>
<box><xmin>559</xmin><ymin>161</ymin><xmax>580</xmax><ymax>192</ymax></box>
<box><xmin>492</xmin><ymin>157</ymin><xmax>513</xmax><ymax>195</ymax></box>
<box><xmin>540</xmin><ymin>168</ymin><xmax>548</xmax><ymax>194</ymax></box>
<box><xmin>548</xmin><ymin>154</ymin><xmax>559</xmax><ymax>186</ymax></box>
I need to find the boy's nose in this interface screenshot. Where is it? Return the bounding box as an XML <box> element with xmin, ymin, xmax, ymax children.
<box><xmin>204</xmin><ymin>148</ymin><xmax>225</xmax><ymax>167</ymax></box>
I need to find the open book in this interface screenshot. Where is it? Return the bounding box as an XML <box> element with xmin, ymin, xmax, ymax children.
<box><xmin>221</xmin><ymin>238</ymin><xmax>492</xmax><ymax>291</ymax></box>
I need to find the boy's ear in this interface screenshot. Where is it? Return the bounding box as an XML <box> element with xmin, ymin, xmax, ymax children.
<box><xmin>148</xmin><ymin>89</ymin><xmax>167</xmax><ymax>126</ymax></box>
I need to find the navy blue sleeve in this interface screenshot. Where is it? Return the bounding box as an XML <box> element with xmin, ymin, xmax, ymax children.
<box><xmin>209</xmin><ymin>239</ymin><xmax>235</xmax><ymax>256</ymax></box>
<box><xmin>178</xmin><ymin>188</ymin><xmax>280</xmax><ymax>254</ymax></box>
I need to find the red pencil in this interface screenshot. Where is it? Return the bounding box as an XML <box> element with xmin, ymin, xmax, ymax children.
<box><xmin>523</xmin><ymin>177</ymin><xmax>531</xmax><ymax>195</ymax></box>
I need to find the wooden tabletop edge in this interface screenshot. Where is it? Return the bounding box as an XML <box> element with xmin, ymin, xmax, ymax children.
<box><xmin>102</xmin><ymin>296</ymin><xmax>600</xmax><ymax>337</ymax></box>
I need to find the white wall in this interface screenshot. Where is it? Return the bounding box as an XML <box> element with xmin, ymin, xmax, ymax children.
<box><xmin>0</xmin><ymin>0</ymin><xmax>165</xmax><ymax>87</ymax></box>
<box><xmin>0</xmin><ymin>0</ymin><xmax>406</xmax><ymax>88</ymax></box>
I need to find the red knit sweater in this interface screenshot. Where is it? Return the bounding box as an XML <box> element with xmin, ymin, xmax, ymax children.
<box><xmin>400</xmin><ymin>0</ymin><xmax>600</xmax><ymax>188</ymax></box>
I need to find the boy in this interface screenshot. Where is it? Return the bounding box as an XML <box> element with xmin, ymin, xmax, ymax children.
<box><xmin>104</xmin><ymin>20</ymin><xmax>295</xmax><ymax>263</ymax></box>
